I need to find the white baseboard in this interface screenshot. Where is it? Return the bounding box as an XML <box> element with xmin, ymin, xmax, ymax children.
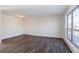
<box><xmin>24</xmin><ymin>34</ymin><xmax>62</xmax><ymax>38</ymax></box>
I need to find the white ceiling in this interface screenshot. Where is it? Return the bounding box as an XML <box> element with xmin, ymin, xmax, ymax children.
<box><xmin>0</xmin><ymin>5</ymin><xmax>69</xmax><ymax>17</ymax></box>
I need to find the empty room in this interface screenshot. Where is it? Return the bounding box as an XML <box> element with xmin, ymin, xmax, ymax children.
<box><xmin>0</xmin><ymin>5</ymin><xmax>79</xmax><ymax>53</ymax></box>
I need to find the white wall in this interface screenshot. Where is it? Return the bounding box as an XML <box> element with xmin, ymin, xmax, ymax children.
<box><xmin>1</xmin><ymin>12</ymin><xmax>63</xmax><ymax>40</ymax></box>
<box><xmin>24</xmin><ymin>16</ymin><xmax>63</xmax><ymax>38</ymax></box>
<box><xmin>1</xmin><ymin>14</ymin><xmax>24</xmax><ymax>39</ymax></box>
<box><xmin>0</xmin><ymin>11</ymin><xmax>2</xmax><ymax>42</ymax></box>
<box><xmin>63</xmin><ymin>5</ymin><xmax>79</xmax><ymax>53</ymax></box>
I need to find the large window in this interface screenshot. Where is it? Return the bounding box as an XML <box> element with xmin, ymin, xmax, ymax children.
<box><xmin>67</xmin><ymin>14</ymin><xmax>72</xmax><ymax>41</ymax></box>
<box><xmin>73</xmin><ymin>6</ymin><xmax>79</xmax><ymax>47</ymax></box>
<box><xmin>67</xmin><ymin>6</ymin><xmax>79</xmax><ymax>48</ymax></box>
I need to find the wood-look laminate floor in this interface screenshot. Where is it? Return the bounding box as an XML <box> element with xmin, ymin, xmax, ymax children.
<box><xmin>0</xmin><ymin>35</ymin><xmax>72</xmax><ymax>53</ymax></box>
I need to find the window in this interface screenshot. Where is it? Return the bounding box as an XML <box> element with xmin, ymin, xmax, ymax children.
<box><xmin>67</xmin><ymin>14</ymin><xmax>72</xmax><ymax>41</ymax></box>
<box><xmin>73</xmin><ymin>7</ymin><xmax>79</xmax><ymax>47</ymax></box>
<box><xmin>66</xmin><ymin>6</ymin><xmax>79</xmax><ymax>48</ymax></box>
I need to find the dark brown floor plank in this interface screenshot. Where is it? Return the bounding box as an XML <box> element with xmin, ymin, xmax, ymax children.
<box><xmin>0</xmin><ymin>35</ymin><xmax>72</xmax><ymax>53</ymax></box>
